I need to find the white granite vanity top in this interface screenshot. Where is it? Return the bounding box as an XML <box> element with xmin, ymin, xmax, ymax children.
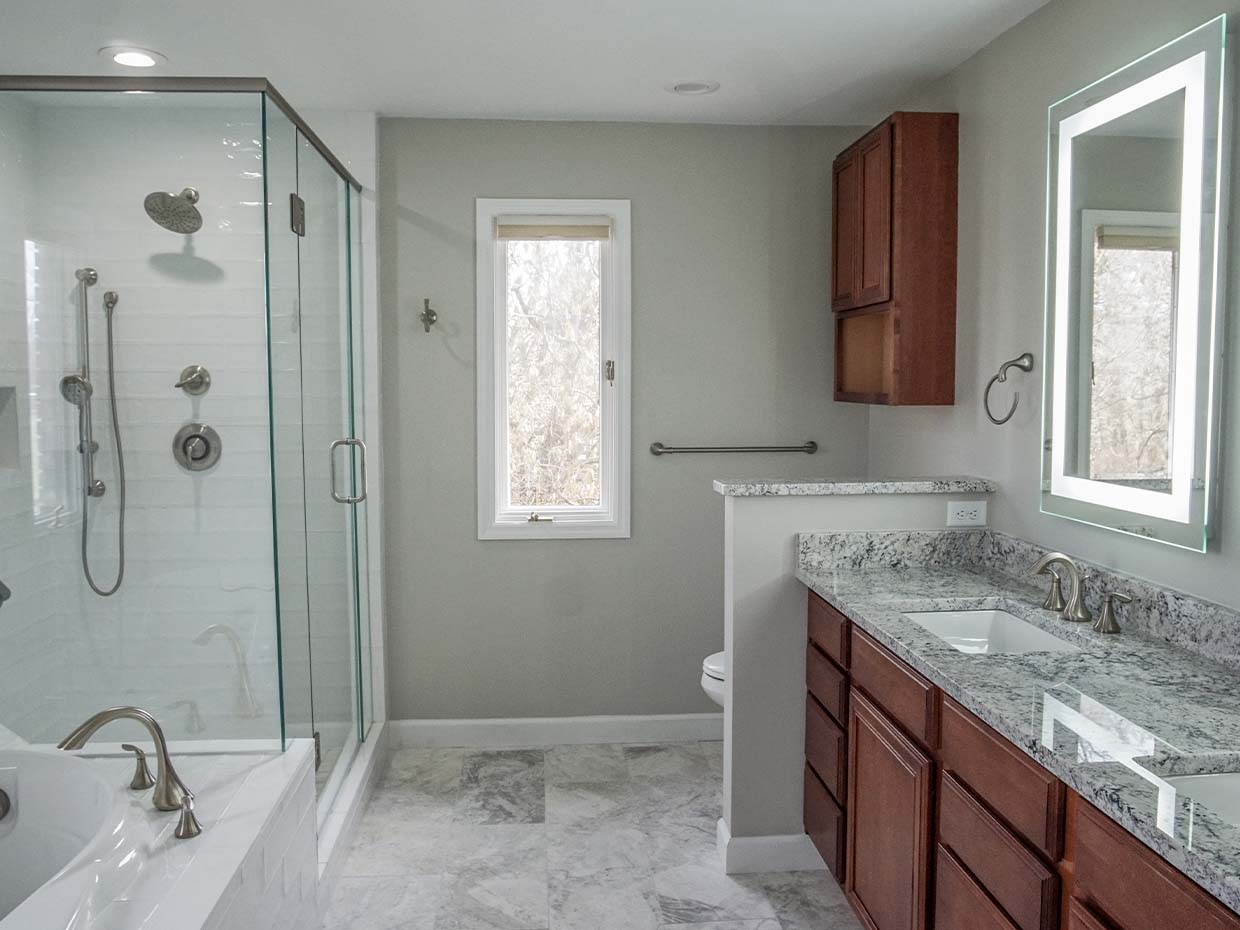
<box><xmin>713</xmin><ymin>476</ymin><xmax>997</xmax><ymax>497</ymax></box>
<box><xmin>795</xmin><ymin>529</ymin><xmax>1240</xmax><ymax>915</ymax></box>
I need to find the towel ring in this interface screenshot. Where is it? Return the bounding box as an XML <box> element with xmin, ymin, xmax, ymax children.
<box><xmin>984</xmin><ymin>352</ymin><xmax>1035</xmax><ymax>425</ymax></box>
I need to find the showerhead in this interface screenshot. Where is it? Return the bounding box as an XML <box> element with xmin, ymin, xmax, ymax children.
<box><xmin>144</xmin><ymin>187</ymin><xmax>202</xmax><ymax>234</ymax></box>
<box><xmin>60</xmin><ymin>373</ymin><xmax>93</xmax><ymax>407</ymax></box>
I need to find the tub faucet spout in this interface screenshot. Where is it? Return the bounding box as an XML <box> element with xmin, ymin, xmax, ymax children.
<box><xmin>57</xmin><ymin>706</ymin><xmax>196</xmax><ymax>818</ymax></box>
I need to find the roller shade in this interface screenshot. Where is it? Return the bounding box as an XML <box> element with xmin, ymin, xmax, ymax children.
<box><xmin>497</xmin><ymin>215</ymin><xmax>612</xmax><ymax>241</ymax></box>
<box><xmin>1096</xmin><ymin>225</ymin><xmax>1179</xmax><ymax>251</ymax></box>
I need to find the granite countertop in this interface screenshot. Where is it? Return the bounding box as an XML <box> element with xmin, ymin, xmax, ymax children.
<box><xmin>712</xmin><ymin>476</ymin><xmax>998</xmax><ymax>497</ymax></box>
<box><xmin>795</xmin><ymin>532</ymin><xmax>1240</xmax><ymax>915</ymax></box>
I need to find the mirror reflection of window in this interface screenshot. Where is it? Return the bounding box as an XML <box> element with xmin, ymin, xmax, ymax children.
<box><xmin>1087</xmin><ymin>223</ymin><xmax>1178</xmax><ymax>485</ymax></box>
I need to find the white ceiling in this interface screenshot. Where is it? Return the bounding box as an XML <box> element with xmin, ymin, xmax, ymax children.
<box><xmin>0</xmin><ymin>0</ymin><xmax>1049</xmax><ymax>124</ymax></box>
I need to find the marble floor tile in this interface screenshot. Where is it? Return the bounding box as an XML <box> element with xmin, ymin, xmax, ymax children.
<box><xmin>640</xmin><ymin>818</ymin><xmax>720</xmax><ymax>871</ymax></box>
<box><xmin>382</xmin><ymin>748</ymin><xmax>466</xmax><ymax>795</ymax></box>
<box><xmin>545</xmin><ymin>780</ymin><xmax>640</xmax><ymax>828</ymax></box>
<box><xmin>456</xmin><ymin>749</ymin><xmax>547</xmax><ymax>824</ymax></box>
<box><xmin>436</xmin><ymin>868</ymin><xmax>549</xmax><ymax>930</ymax></box>
<box><xmin>321</xmin><ymin>874</ymin><xmax>445</xmax><ymax>930</ymax></box>
<box><xmin>652</xmin><ymin>862</ymin><xmax>778</xmax><ymax>925</ymax></box>
<box><xmin>624</xmin><ymin>743</ymin><xmax>713</xmax><ymax>784</ymax></box>
<box><xmin>545</xmin><ymin>744</ymin><xmax>630</xmax><ymax>785</ymax></box>
<box><xmin>547</xmin><ymin>825</ymin><xmax>652</xmax><ymax>877</ymax></box>
<box><xmin>750</xmin><ymin>871</ymin><xmax>860</xmax><ymax>930</ymax></box>
<box><xmin>463</xmin><ymin>749</ymin><xmax>545</xmax><ymax>785</ymax></box>
<box><xmin>550</xmin><ymin>867</ymin><xmax>662</xmax><ymax>930</ymax></box>
<box><xmin>658</xmin><ymin>922</ymin><xmax>781</xmax><ymax>930</ymax></box>
<box><xmin>343</xmin><ymin>821</ymin><xmax>547</xmax><ymax>878</ymax></box>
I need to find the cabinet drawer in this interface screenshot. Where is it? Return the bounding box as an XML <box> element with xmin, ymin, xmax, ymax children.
<box><xmin>935</xmin><ymin>844</ymin><xmax>1019</xmax><ymax>930</ymax></box>
<box><xmin>1074</xmin><ymin>800</ymin><xmax>1240</xmax><ymax>930</ymax></box>
<box><xmin>938</xmin><ymin>773</ymin><xmax>1058</xmax><ymax>930</ymax></box>
<box><xmin>850</xmin><ymin>629</ymin><xmax>937</xmax><ymax>747</ymax></box>
<box><xmin>808</xmin><ymin>592</ymin><xmax>849</xmax><ymax>668</ymax></box>
<box><xmin>807</xmin><ymin>641</ymin><xmax>848</xmax><ymax>724</ymax></box>
<box><xmin>805</xmin><ymin>764</ymin><xmax>846</xmax><ymax>881</ymax></box>
<box><xmin>1066</xmin><ymin>899</ymin><xmax>1117</xmax><ymax>930</ymax></box>
<box><xmin>940</xmin><ymin>696</ymin><xmax>1064</xmax><ymax>860</ymax></box>
<box><xmin>806</xmin><ymin>696</ymin><xmax>847</xmax><ymax>802</ymax></box>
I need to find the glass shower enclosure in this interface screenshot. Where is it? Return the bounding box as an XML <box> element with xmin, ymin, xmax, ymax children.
<box><xmin>0</xmin><ymin>77</ymin><xmax>373</xmax><ymax>815</ymax></box>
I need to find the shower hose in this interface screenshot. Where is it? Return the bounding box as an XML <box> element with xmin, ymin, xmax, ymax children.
<box><xmin>80</xmin><ymin>305</ymin><xmax>126</xmax><ymax>597</ymax></box>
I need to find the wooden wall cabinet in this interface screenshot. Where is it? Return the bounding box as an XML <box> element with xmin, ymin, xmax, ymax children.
<box><xmin>831</xmin><ymin>111</ymin><xmax>958</xmax><ymax>406</ymax></box>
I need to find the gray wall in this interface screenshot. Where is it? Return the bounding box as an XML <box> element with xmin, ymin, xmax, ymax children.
<box><xmin>378</xmin><ymin>120</ymin><xmax>869</xmax><ymax>720</ymax></box>
<box><xmin>869</xmin><ymin>0</ymin><xmax>1240</xmax><ymax>610</ymax></box>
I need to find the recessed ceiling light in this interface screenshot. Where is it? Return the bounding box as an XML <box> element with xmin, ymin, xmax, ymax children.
<box><xmin>99</xmin><ymin>46</ymin><xmax>167</xmax><ymax>68</ymax></box>
<box><xmin>667</xmin><ymin>81</ymin><xmax>720</xmax><ymax>96</ymax></box>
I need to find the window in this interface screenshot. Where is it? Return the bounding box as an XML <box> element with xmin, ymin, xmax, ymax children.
<box><xmin>476</xmin><ymin>199</ymin><xmax>631</xmax><ymax>539</ymax></box>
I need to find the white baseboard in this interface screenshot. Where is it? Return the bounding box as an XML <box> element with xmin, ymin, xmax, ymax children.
<box><xmin>388</xmin><ymin>713</ymin><xmax>722</xmax><ymax>749</ymax></box>
<box><xmin>716</xmin><ymin>817</ymin><xmax>827</xmax><ymax>874</ymax></box>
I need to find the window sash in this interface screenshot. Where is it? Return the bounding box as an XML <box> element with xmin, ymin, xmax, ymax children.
<box><xmin>476</xmin><ymin>198</ymin><xmax>631</xmax><ymax>540</ymax></box>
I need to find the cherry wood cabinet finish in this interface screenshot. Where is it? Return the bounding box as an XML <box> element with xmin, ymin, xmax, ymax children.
<box><xmin>850</xmin><ymin>629</ymin><xmax>937</xmax><ymax>749</ymax></box>
<box><xmin>846</xmin><ymin>688</ymin><xmax>934</xmax><ymax>930</ymax></box>
<box><xmin>805</xmin><ymin>763</ymin><xmax>847</xmax><ymax>881</ymax></box>
<box><xmin>806</xmin><ymin>695</ymin><xmax>848</xmax><ymax>803</ymax></box>
<box><xmin>808</xmin><ymin>591</ymin><xmax>850</xmax><ymax>668</ymax></box>
<box><xmin>938</xmin><ymin>773</ymin><xmax>1059</xmax><ymax>930</ymax></box>
<box><xmin>1071</xmin><ymin>799</ymin><xmax>1240</xmax><ymax>930</ymax></box>
<box><xmin>939</xmin><ymin>696</ymin><xmax>1065</xmax><ymax>861</ymax></box>
<box><xmin>1066</xmin><ymin>898</ymin><xmax>1117</xmax><ymax>930</ymax></box>
<box><xmin>807</xmin><ymin>640</ymin><xmax>848</xmax><ymax>724</ymax></box>
<box><xmin>830</xmin><ymin>111</ymin><xmax>958</xmax><ymax>406</ymax></box>
<box><xmin>935</xmin><ymin>844</ymin><xmax>1021</xmax><ymax>930</ymax></box>
<box><xmin>832</xmin><ymin>154</ymin><xmax>861</xmax><ymax>311</ymax></box>
<box><xmin>857</xmin><ymin>125</ymin><xmax>893</xmax><ymax>307</ymax></box>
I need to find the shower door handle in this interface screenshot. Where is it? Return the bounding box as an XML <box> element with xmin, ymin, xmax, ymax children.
<box><xmin>329</xmin><ymin>438</ymin><xmax>368</xmax><ymax>504</ymax></box>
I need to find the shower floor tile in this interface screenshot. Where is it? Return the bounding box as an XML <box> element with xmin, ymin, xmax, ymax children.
<box><xmin>328</xmin><ymin>740</ymin><xmax>862</xmax><ymax>930</ymax></box>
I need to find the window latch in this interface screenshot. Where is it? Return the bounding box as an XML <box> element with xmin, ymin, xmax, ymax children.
<box><xmin>528</xmin><ymin>513</ymin><xmax>554</xmax><ymax>523</ymax></box>
<box><xmin>605</xmin><ymin>360</ymin><xmax>615</xmax><ymax>384</ymax></box>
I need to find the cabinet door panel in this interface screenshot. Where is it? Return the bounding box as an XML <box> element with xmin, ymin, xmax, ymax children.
<box><xmin>846</xmin><ymin>688</ymin><xmax>933</xmax><ymax>930</ymax></box>
<box><xmin>935</xmin><ymin>844</ymin><xmax>1019</xmax><ymax>930</ymax></box>
<box><xmin>850</xmin><ymin>629</ymin><xmax>937</xmax><ymax>748</ymax></box>
<box><xmin>832</xmin><ymin>152</ymin><xmax>861</xmax><ymax>311</ymax></box>
<box><xmin>857</xmin><ymin>124</ymin><xmax>892</xmax><ymax>307</ymax></box>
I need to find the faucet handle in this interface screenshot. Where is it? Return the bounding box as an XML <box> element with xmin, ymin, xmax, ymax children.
<box><xmin>120</xmin><ymin>743</ymin><xmax>157</xmax><ymax>791</ymax></box>
<box><xmin>175</xmin><ymin>794</ymin><xmax>203</xmax><ymax>839</ymax></box>
<box><xmin>1040</xmin><ymin>567</ymin><xmax>1068</xmax><ymax>612</ymax></box>
<box><xmin>1094</xmin><ymin>591</ymin><xmax>1131</xmax><ymax>635</ymax></box>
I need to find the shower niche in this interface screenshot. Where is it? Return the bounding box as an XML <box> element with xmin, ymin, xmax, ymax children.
<box><xmin>0</xmin><ymin>79</ymin><xmax>373</xmax><ymax>816</ymax></box>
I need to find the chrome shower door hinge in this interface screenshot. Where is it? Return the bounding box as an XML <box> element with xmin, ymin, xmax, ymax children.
<box><xmin>313</xmin><ymin>730</ymin><xmax>322</xmax><ymax>769</ymax></box>
<box><xmin>605</xmin><ymin>360</ymin><xmax>615</xmax><ymax>384</ymax></box>
<box><xmin>290</xmin><ymin>193</ymin><xmax>306</xmax><ymax>237</ymax></box>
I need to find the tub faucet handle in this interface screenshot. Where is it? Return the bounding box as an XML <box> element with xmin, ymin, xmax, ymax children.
<box><xmin>175</xmin><ymin>794</ymin><xmax>203</xmax><ymax>839</ymax></box>
<box><xmin>121</xmin><ymin>743</ymin><xmax>157</xmax><ymax>791</ymax></box>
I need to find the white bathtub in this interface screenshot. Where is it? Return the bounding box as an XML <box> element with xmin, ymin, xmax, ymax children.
<box><xmin>0</xmin><ymin>749</ymin><xmax>126</xmax><ymax>927</ymax></box>
<box><xmin>0</xmin><ymin>742</ymin><xmax>316</xmax><ymax>930</ymax></box>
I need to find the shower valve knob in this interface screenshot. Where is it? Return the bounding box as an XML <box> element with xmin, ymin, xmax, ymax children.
<box><xmin>173</xmin><ymin>423</ymin><xmax>222</xmax><ymax>472</ymax></box>
<box><xmin>175</xmin><ymin>365</ymin><xmax>211</xmax><ymax>396</ymax></box>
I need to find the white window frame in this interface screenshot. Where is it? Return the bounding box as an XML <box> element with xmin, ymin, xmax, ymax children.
<box><xmin>476</xmin><ymin>197</ymin><xmax>631</xmax><ymax>540</ymax></box>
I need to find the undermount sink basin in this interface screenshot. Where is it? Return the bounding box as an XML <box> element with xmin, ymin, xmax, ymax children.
<box><xmin>904</xmin><ymin>609</ymin><xmax>1079</xmax><ymax>655</ymax></box>
<box><xmin>1164</xmin><ymin>773</ymin><xmax>1240</xmax><ymax>827</ymax></box>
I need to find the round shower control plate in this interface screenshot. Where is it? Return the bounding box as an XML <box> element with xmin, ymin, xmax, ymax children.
<box><xmin>173</xmin><ymin>423</ymin><xmax>222</xmax><ymax>472</ymax></box>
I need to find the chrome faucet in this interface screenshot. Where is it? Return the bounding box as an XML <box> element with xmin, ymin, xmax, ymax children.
<box><xmin>58</xmin><ymin>706</ymin><xmax>202</xmax><ymax>837</ymax></box>
<box><xmin>1030</xmin><ymin>552</ymin><xmax>1092</xmax><ymax>623</ymax></box>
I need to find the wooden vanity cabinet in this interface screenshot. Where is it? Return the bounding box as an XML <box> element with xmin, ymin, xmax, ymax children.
<box><xmin>846</xmin><ymin>688</ymin><xmax>934</xmax><ymax>930</ymax></box>
<box><xmin>804</xmin><ymin>591</ymin><xmax>852</xmax><ymax>880</ymax></box>
<box><xmin>831</xmin><ymin>111</ymin><xmax>958</xmax><ymax>407</ymax></box>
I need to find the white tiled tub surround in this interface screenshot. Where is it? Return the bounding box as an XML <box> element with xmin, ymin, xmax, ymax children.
<box><xmin>0</xmin><ymin>735</ymin><xmax>317</xmax><ymax>930</ymax></box>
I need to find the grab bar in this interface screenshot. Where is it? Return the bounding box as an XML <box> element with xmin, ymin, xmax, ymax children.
<box><xmin>650</xmin><ymin>441</ymin><xmax>818</xmax><ymax>456</ymax></box>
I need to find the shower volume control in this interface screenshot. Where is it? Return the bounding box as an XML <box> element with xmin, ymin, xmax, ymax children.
<box><xmin>173</xmin><ymin>423</ymin><xmax>222</xmax><ymax>472</ymax></box>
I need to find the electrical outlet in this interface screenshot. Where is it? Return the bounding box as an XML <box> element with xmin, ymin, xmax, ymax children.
<box><xmin>947</xmin><ymin>500</ymin><xmax>988</xmax><ymax>527</ymax></box>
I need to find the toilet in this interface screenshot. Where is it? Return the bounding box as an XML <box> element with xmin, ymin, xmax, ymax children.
<box><xmin>701</xmin><ymin>651</ymin><xmax>725</xmax><ymax>707</ymax></box>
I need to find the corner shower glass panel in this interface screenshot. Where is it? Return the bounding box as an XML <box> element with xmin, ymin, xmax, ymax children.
<box><xmin>0</xmin><ymin>91</ymin><xmax>282</xmax><ymax>744</ymax></box>
<box><xmin>0</xmin><ymin>86</ymin><xmax>369</xmax><ymax>795</ymax></box>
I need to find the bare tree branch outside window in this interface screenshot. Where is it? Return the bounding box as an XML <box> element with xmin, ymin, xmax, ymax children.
<box><xmin>504</xmin><ymin>238</ymin><xmax>602</xmax><ymax>507</ymax></box>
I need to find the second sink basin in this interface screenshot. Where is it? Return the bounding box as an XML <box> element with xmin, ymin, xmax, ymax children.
<box><xmin>904</xmin><ymin>609</ymin><xmax>1079</xmax><ymax>655</ymax></box>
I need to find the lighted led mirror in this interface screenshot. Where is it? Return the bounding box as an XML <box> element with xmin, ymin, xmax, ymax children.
<box><xmin>1042</xmin><ymin>16</ymin><xmax>1231</xmax><ymax>550</ymax></box>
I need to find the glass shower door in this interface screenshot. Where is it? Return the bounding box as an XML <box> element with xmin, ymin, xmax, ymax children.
<box><xmin>294</xmin><ymin>128</ymin><xmax>367</xmax><ymax>805</ymax></box>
